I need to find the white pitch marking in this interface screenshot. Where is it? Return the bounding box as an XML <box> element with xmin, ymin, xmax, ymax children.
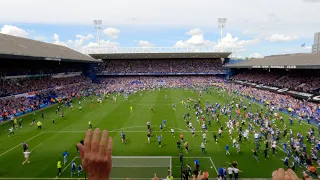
<box><xmin>55</xmin><ymin>156</ymin><xmax>79</xmax><ymax>179</ymax></box>
<box><xmin>209</xmin><ymin>157</ymin><xmax>218</xmax><ymax>174</ymax></box>
<box><xmin>0</xmin><ymin>132</ymin><xmax>44</xmax><ymax>157</ymax></box>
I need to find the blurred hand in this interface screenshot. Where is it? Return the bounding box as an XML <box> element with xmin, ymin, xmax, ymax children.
<box><xmin>77</xmin><ymin>128</ymin><xmax>113</xmax><ymax>180</ymax></box>
<box><xmin>272</xmin><ymin>168</ymin><xmax>311</xmax><ymax>180</ymax></box>
<box><xmin>152</xmin><ymin>173</ymin><xmax>159</xmax><ymax>180</ymax></box>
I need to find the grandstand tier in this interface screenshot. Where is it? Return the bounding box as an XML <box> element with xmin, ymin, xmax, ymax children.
<box><xmin>90</xmin><ymin>52</ymin><xmax>231</xmax><ymax>75</ymax></box>
<box><xmin>225</xmin><ymin>54</ymin><xmax>320</xmax><ymax>102</ymax></box>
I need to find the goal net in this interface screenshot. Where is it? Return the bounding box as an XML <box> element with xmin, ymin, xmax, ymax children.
<box><xmin>111</xmin><ymin>156</ymin><xmax>172</xmax><ymax>179</ymax></box>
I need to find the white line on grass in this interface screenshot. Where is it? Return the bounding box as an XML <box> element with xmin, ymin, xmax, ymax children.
<box><xmin>209</xmin><ymin>157</ymin><xmax>218</xmax><ymax>174</ymax></box>
<box><xmin>55</xmin><ymin>156</ymin><xmax>79</xmax><ymax>179</ymax></box>
<box><xmin>0</xmin><ymin>132</ymin><xmax>44</xmax><ymax>157</ymax></box>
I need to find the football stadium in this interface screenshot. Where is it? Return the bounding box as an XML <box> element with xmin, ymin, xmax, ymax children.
<box><xmin>0</xmin><ymin>32</ymin><xmax>320</xmax><ymax>180</ymax></box>
<box><xmin>1</xmin><ymin>3</ymin><xmax>320</xmax><ymax>179</ymax></box>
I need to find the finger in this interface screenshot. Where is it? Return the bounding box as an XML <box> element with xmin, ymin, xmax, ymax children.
<box><xmin>284</xmin><ymin>174</ymin><xmax>291</xmax><ymax>180</ymax></box>
<box><xmin>278</xmin><ymin>168</ymin><xmax>285</xmax><ymax>180</ymax></box>
<box><xmin>154</xmin><ymin>173</ymin><xmax>157</xmax><ymax>177</ymax></box>
<box><xmin>287</xmin><ymin>169</ymin><xmax>299</xmax><ymax>180</ymax></box>
<box><xmin>197</xmin><ymin>175</ymin><xmax>203</xmax><ymax>180</ymax></box>
<box><xmin>84</xmin><ymin>129</ymin><xmax>93</xmax><ymax>152</ymax></box>
<box><xmin>105</xmin><ymin>136</ymin><xmax>113</xmax><ymax>160</ymax></box>
<box><xmin>272</xmin><ymin>170</ymin><xmax>278</xmax><ymax>180</ymax></box>
<box><xmin>98</xmin><ymin>130</ymin><xmax>108</xmax><ymax>156</ymax></box>
<box><xmin>77</xmin><ymin>143</ymin><xmax>85</xmax><ymax>159</ymax></box>
<box><xmin>91</xmin><ymin>128</ymin><xmax>101</xmax><ymax>153</ymax></box>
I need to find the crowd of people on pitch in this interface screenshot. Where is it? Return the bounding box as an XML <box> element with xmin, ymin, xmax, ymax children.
<box><xmin>97</xmin><ymin>76</ymin><xmax>224</xmax><ymax>92</ymax></box>
<box><xmin>0</xmin><ymin>76</ymin><xmax>224</xmax><ymax>120</ymax></box>
<box><xmin>98</xmin><ymin>59</ymin><xmax>224</xmax><ymax>73</ymax></box>
<box><xmin>76</xmin><ymin>128</ymin><xmax>313</xmax><ymax>180</ymax></box>
<box><xmin>232</xmin><ymin>70</ymin><xmax>320</xmax><ymax>93</ymax></box>
<box><xmin>1</xmin><ymin>74</ymin><xmax>319</xmax><ymax>124</ymax></box>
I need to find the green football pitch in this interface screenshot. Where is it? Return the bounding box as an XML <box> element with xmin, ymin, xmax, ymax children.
<box><xmin>0</xmin><ymin>88</ymin><xmax>315</xmax><ymax>179</ymax></box>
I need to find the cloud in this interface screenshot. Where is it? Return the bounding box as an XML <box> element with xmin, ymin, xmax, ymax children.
<box><xmin>103</xmin><ymin>28</ymin><xmax>120</xmax><ymax>39</ymax></box>
<box><xmin>185</xmin><ymin>28</ymin><xmax>203</xmax><ymax>36</ymax></box>
<box><xmin>0</xmin><ymin>25</ymin><xmax>28</xmax><ymax>37</ymax></box>
<box><xmin>303</xmin><ymin>0</ymin><xmax>320</xmax><ymax>3</ymax></box>
<box><xmin>267</xmin><ymin>13</ymin><xmax>280</xmax><ymax>23</ymax></box>
<box><xmin>53</xmin><ymin>33</ymin><xmax>68</xmax><ymax>46</ymax></box>
<box><xmin>305</xmin><ymin>46</ymin><xmax>312</xmax><ymax>49</ymax></box>
<box><xmin>1</xmin><ymin>0</ymin><xmax>320</xmax><ymax>40</ymax></box>
<box><xmin>68</xmin><ymin>34</ymin><xmax>94</xmax><ymax>48</ymax></box>
<box><xmin>175</xmin><ymin>30</ymin><xmax>260</xmax><ymax>53</ymax></box>
<box><xmin>265</xmin><ymin>33</ymin><xmax>299</xmax><ymax>42</ymax></box>
<box><xmin>174</xmin><ymin>29</ymin><xmax>213</xmax><ymax>48</ymax></box>
<box><xmin>51</xmin><ymin>32</ymin><xmax>119</xmax><ymax>53</ymax></box>
<box><xmin>216</xmin><ymin>33</ymin><xmax>260</xmax><ymax>51</ymax></box>
<box><xmin>84</xmin><ymin>40</ymin><xmax>120</xmax><ymax>48</ymax></box>
<box><xmin>139</xmin><ymin>40</ymin><xmax>153</xmax><ymax>47</ymax></box>
<box><xmin>249</xmin><ymin>53</ymin><xmax>264</xmax><ymax>58</ymax></box>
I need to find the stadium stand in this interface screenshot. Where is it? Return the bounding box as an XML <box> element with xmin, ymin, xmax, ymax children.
<box><xmin>0</xmin><ymin>33</ymin><xmax>99</xmax><ymax>120</ymax></box>
<box><xmin>98</xmin><ymin>59</ymin><xmax>225</xmax><ymax>74</ymax></box>
<box><xmin>223</xmin><ymin>53</ymin><xmax>320</xmax><ymax>123</ymax></box>
<box><xmin>225</xmin><ymin>53</ymin><xmax>320</xmax><ymax>68</ymax></box>
<box><xmin>231</xmin><ymin>69</ymin><xmax>320</xmax><ymax>93</ymax></box>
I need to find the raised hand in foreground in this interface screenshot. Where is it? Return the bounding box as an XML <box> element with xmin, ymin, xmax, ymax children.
<box><xmin>272</xmin><ymin>168</ymin><xmax>312</xmax><ymax>180</ymax></box>
<box><xmin>77</xmin><ymin>128</ymin><xmax>113</xmax><ymax>180</ymax></box>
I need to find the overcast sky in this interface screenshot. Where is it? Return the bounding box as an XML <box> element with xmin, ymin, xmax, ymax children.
<box><xmin>0</xmin><ymin>0</ymin><xmax>319</xmax><ymax>58</ymax></box>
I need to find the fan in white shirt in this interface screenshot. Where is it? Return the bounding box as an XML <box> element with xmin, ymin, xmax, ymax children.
<box><xmin>227</xmin><ymin>166</ymin><xmax>234</xmax><ymax>179</ymax></box>
<box><xmin>233</xmin><ymin>167</ymin><xmax>240</xmax><ymax>179</ymax></box>
<box><xmin>22</xmin><ymin>150</ymin><xmax>32</xmax><ymax>165</ymax></box>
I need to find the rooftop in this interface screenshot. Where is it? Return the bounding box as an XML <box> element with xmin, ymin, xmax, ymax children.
<box><xmin>225</xmin><ymin>53</ymin><xmax>320</xmax><ymax>69</ymax></box>
<box><xmin>88</xmin><ymin>47</ymin><xmax>232</xmax><ymax>59</ymax></box>
<box><xmin>0</xmin><ymin>33</ymin><xmax>99</xmax><ymax>62</ymax></box>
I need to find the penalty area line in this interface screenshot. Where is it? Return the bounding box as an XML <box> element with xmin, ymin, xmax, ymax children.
<box><xmin>209</xmin><ymin>157</ymin><xmax>218</xmax><ymax>175</ymax></box>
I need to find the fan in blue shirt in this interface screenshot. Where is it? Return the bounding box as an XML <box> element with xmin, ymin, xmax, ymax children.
<box><xmin>62</xmin><ymin>151</ymin><xmax>69</xmax><ymax>164</ymax></box>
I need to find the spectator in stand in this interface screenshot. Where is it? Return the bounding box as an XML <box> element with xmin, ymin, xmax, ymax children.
<box><xmin>233</xmin><ymin>69</ymin><xmax>320</xmax><ymax>93</ymax></box>
<box><xmin>99</xmin><ymin>59</ymin><xmax>224</xmax><ymax>74</ymax></box>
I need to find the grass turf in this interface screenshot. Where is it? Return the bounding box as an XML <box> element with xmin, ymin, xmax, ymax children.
<box><xmin>0</xmin><ymin>87</ymin><xmax>315</xmax><ymax>179</ymax></box>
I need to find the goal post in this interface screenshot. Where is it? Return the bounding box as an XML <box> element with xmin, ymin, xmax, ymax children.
<box><xmin>111</xmin><ymin>156</ymin><xmax>172</xmax><ymax>179</ymax></box>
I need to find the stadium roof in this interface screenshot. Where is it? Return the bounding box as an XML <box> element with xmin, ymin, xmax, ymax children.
<box><xmin>0</xmin><ymin>33</ymin><xmax>99</xmax><ymax>62</ymax></box>
<box><xmin>88</xmin><ymin>47</ymin><xmax>232</xmax><ymax>59</ymax></box>
<box><xmin>225</xmin><ymin>53</ymin><xmax>320</xmax><ymax>69</ymax></box>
